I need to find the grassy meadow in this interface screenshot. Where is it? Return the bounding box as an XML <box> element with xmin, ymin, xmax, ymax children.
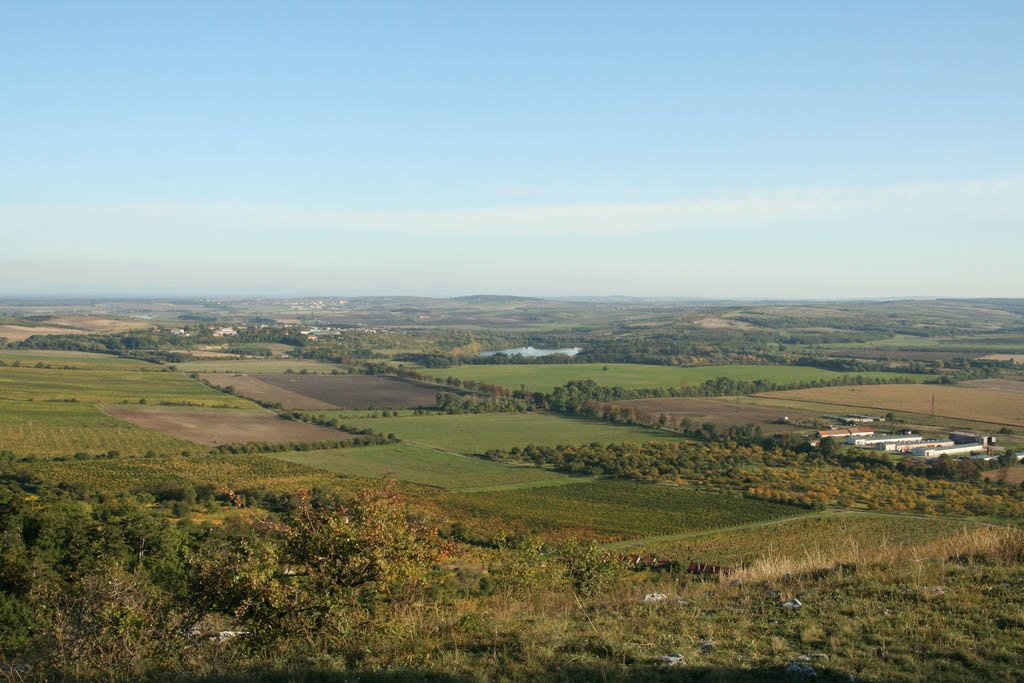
<box><xmin>435</xmin><ymin>363</ymin><xmax>930</xmax><ymax>393</ymax></box>
<box><xmin>626</xmin><ymin>511</ymin><xmax>973</xmax><ymax>561</ymax></box>
<box><xmin>305</xmin><ymin>411</ymin><xmax>683</xmax><ymax>454</ymax></box>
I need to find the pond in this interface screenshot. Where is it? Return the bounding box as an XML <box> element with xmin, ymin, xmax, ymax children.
<box><xmin>479</xmin><ymin>346</ymin><xmax>582</xmax><ymax>358</ymax></box>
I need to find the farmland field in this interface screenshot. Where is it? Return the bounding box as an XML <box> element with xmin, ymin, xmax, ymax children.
<box><xmin>268</xmin><ymin>444</ymin><xmax>576</xmax><ymax>490</ymax></box>
<box><xmin>983</xmin><ymin>467</ymin><xmax>1024</xmax><ymax>485</ymax></box>
<box><xmin>309</xmin><ymin>411</ymin><xmax>683</xmax><ymax>454</ymax></box>
<box><xmin>104</xmin><ymin>405</ymin><xmax>353</xmax><ymax>446</ymax></box>
<box><xmin>0</xmin><ymin>365</ymin><xmax>255</xmax><ymax>407</ymax></box>
<box><xmin>960</xmin><ymin>378</ymin><xmax>1024</xmax><ymax>393</ymax></box>
<box><xmin>0</xmin><ymin>399</ymin><xmax>200</xmax><ymax>457</ymax></box>
<box><xmin>442</xmin><ymin>480</ymin><xmax>804</xmax><ymax>541</ymax></box>
<box><xmin>981</xmin><ymin>354</ymin><xmax>1024</xmax><ymax>363</ymax></box>
<box><xmin>206</xmin><ymin>373</ymin><xmax>443</xmax><ymax>409</ymax></box>
<box><xmin>0</xmin><ymin>324</ymin><xmax>93</xmax><ymax>342</ymax></box>
<box><xmin>175</xmin><ymin>359</ymin><xmax>344</xmax><ymax>373</ymax></box>
<box><xmin>0</xmin><ymin>349</ymin><xmax>152</xmax><ymax>369</ymax></box>
<box><xmin>0</xmin><ymin>317</ymin><xmax>150</xmax><ymax>342</ymax></box>
<box><xmin>199</xmin><ymin>373</ymin><xmax>334</xmax><ymax>409</ymax></box>
<box><xmin>436</xmin><ymin>363</ymin><xmax>930</xmax><ymax>393</ymax></box>
<box><xmin>757</xmin><ymin>384</ymin><xmax>1024</xmax><ymax>427</ymax></box>
<box><xmin>611</xmin><ymin>396</ymin><xmax>820</xmax><ymax>431</ymax></box>
<box><xmin>27</xmin><ymin>453</ymin><xmax>341</xmax><ymax>493</ymax></box>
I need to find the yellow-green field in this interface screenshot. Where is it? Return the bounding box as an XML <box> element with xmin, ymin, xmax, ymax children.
<box><xmin>0</xmin><ymin>400</ymin><xmax>201</xmax><ymax>457</ymax></box>
<box><xmin>304</xmin><ymin>411</ymin><xmax>683</xmax><ymax>454</ymax></box>
<box><xmin>442</xmin><ymin>480</ymin><xmax>804</xmax><ymax>541</ymax></box>
<box><xmin>0</xmin><ymin>365</ymin><xmax>254</xmax><ymax>407</ymax></box>
<box><xmin>268</xmin><ymin>443</ymin><xmax>577</xmax><ymax>491</ymax></box>
<box><xmin>0</xmin><ymin>349</ymin><xmax>157</xmax><ymax>369</ymax></box>
<box><xmin>173</xmin><ymin>358</ymin><xmax>346</xmax><ymax>373</ymax></box>
<box><xmin>27</xmin><ymin>453</ymin><xmax>341</xmax><ymax>493</ymax></box>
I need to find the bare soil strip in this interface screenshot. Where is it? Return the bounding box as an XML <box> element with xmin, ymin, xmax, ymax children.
<box><xmin>199</xmin><ymin>374</ymin><xmax>336</xmax><ymax>409</ymax></box>
<box><xmin>104</xmin><ymin>405</ymin><xmax>352</xmax><ymax>446</ymax></box>
<box><xmin>252</xmin><ymin>374</ymin><xmax>443</xmax><ymax>409</ymax></box>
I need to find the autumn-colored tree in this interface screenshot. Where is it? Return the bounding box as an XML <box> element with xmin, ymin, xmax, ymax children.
<box><xmin>187</xmin><ymin>485</ymin><xmax>445</xmax><ymax>648</ymax></box>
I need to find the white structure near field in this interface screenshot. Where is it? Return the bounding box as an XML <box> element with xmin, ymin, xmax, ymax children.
<box><xmin>911</xmin><ymin>443</ymin><xmax>988</xmax><ymax>459</ymax></box>
<box><xmin>846</xmin><ymin>434</ymin><xmax>924</xmax><ymax>450</ymax></box>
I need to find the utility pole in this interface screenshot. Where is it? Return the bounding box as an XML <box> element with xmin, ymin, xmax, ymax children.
<box><xmin>931</xmin><ymin>392</ymin><xmax>935</xmax><ymax>418</ymax></box>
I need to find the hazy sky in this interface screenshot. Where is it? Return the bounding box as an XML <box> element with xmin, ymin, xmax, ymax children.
<box><xmin>2</xmin><ymin>1</ymin><xmax>1022</xmax><ymax>298</ymax></box>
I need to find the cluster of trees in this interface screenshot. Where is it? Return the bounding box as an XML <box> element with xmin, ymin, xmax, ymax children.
<box><xmin>211</xmin><ymin>434</ymin><xmax>394</xmax><ymax>454</ymax></box>
<box><xmin>485</xmin><ymin>441</ymin><xmax>1024</xmax><ymax>516</ymax></box>
<box><xmin>435</xmin><ymin>391</ymin><xmax>530</xmax><ymax>414</ymax></box>
<box><xmin>288</xmin><ymin>413</ymin><xmax>397</xmax><ymax>442</ymax></box>
<box><xmin>540</xmin><ymin>376</ymin><xmax>916</xmax><ymax>414</ymax></box>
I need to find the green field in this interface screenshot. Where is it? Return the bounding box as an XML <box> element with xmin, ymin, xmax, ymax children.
<box><xmin>443</xmin><ymin>480</ymin><xmax>804</xmax><ymax>540</ymax></box>
<box><xmin>305</xmin><ymin>411</ymin><xmax>683</xmax><ymax>454</ymax></box>
<box><xmin>436</xmin><ymin>363</ymin><xmax>930</xmax><ymax>393</ymax></box>
<box><xmin>173</xmin><ymin>359</ymin><xmax>346</xmax><ymax>373</ymax></box>
<box><xmin>26</xmin><ymin>453</ymin><xmax>340</xmax><ymax>493</ymax></box>
<box><xmin>268</xmin><ymin>443</ymin><xmax>576</xmax><ymax>490</ymax></box>
<box><xmin>0</xmin><ymin>349</ymin><xmax>152</xmax><ymax>370</ymax></box>
<box><xmin>0</xmin><ymin>365</ymin><xmax>255</xmax><ymax>407</ymax></box>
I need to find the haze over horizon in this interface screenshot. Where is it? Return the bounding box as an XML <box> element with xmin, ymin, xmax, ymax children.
<box><xmin>3</xmin><ymin>2</ymin><xmax>1022</xmax><ymax>298</ymax></box>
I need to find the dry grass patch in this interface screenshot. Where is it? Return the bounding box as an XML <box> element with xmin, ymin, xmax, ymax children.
<box><xmin>758</xmin><ymin>383</ymin><xmax>1024</xmax><ymax>427</ymax></box>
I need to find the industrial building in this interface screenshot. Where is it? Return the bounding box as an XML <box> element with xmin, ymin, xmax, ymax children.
<box><xmin>910</xmin><ymin>443</ymin><xmax>987</xmax><ymax>459</ymax></box>
<box><xmin>949</xmin><ymin>431</ymin><xmax>997</xmax><ymax>447</ymax></box>
<box><xmin>892</xmin><ymin>439</ymin><xmax>954</xmax><ymax>454</ymax></box>
<box><xmin>846</xmin><ymin>434</ymin><xmax>923</xmax><ymax>450</ymax></box>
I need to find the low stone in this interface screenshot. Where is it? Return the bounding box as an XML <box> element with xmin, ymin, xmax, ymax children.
<box><xmin>659</xmin><ymin>653</ymin><xmax>685</xmax><ymax>667</ymax></box>
<box><xmin>785</xmin><ymin>660</ymin><xmax>816</xmax><ymax>677</ymax></box>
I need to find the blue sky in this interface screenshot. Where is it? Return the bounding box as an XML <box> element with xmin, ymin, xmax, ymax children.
<box><xmin>2</xmin><ymin>1</ymin><xmax>1022</xmax><ymax>297</ymax></box>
